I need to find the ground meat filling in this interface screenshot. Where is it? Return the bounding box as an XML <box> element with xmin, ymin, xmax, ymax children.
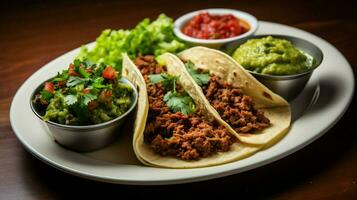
<box><xmin>202</xmin><ymin>75</ymin><xmax>270</xmax><ymax>134</ymax></box>
<box><xmin>134</xmin><ymin>56</ymin><xmax>236</xmax><ymax>160</ymax></box>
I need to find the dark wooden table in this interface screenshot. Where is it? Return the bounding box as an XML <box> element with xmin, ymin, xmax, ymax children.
<box><xmin>1</xmin><ymin>0</ymin><xmax>356</xmax><ymax>199</ymax></box>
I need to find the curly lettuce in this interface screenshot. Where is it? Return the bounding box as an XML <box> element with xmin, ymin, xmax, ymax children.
<box><xmin>77</xmin><ymin>14</ymin><xmax>186</xmax><ymax>69</ymax></box>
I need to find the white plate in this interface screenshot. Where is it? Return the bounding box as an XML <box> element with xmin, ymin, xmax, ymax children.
<box><xmin>10</xmin><ymin>21</ymin><xmax>354</xmax><ymax>185</ymax></box>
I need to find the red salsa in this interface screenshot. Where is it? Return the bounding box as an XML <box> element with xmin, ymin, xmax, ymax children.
<box><xmin>182</xmin><ymin>12</ymin><xmax>249</xmax><ymax>39</ymax></box>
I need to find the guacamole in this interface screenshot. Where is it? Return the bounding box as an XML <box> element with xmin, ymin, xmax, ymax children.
<box><xmin>232</xmin><ymin>36</ymin><xmax>314</xmax><ymax>75</ymax></box>
<box><xmin>32</xmin><ymin>60</ymin><xmax>133</xmax><ymax>125</ymax></box>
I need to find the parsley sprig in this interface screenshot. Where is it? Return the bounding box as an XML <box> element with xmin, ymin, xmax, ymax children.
<box><xmin>149</xmin><ymin>73</ymin><xmax>196</xmax><ymax>115</ymax></box>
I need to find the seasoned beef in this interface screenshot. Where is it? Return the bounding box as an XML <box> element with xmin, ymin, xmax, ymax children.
<box><xmin>134</xmin><ymin>55</ymin><xmax>166</xmax><ymax>82</ymax></box>
<box><xmin>135</xmin><ymin>56</ymin><xmax>236</xmax><ymax>160</ymax></box>
<box><xmin>202</xmin><ymin>75</ymin><xmax>270</xmax><ymax>134</ymax></box>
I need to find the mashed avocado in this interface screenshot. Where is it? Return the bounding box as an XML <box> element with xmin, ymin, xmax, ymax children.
<box><xmin>232</xmin><ymin>36</ymin><xmax>314</xmax><ymax>75</ymax></box>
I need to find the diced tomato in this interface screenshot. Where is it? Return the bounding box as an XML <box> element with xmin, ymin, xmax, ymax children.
<box><xmin>87</xmin><ymin>101</ymin><xmax>98</xmax><ymax>111</ymax></box>
<box><xmin>58</xmin><ymin>81</ymin><xmax>66</xmax><ymax>87</ymax></box>
<box><xmin>68</xmin><ymin>63</ymin><xmax>79</xmax><ymax>76</ymax></box>
<box><xmin>103</xmin><ymin>90</ymin><xmax>112</xmax><ymax>97</ymax></box>
<box><xmin>82</xmin><ymin>88</ymin><xmax>91</xmax><ymax>94</ymax></box>
<box><xmin>44</xmin><ymin>82</ymin><xmax>55</xmax><ymax>94</ymax></box>
<box><xmin>182</xmin><ymin>12</ymin><xmax>248</xmax><ymax>39</ymax></box>
<box><xmin>102</xmin><ymin>66</ymin><xmax>117</xmax><ymax>80</ymax></box>
<box><xmin>85</xmin><ymin>68</ymin><xmax>93</xmax><ymax>73</ymax></box>
<box><xmin>99</xmin><ymin>90</ymin><xmax>112</xmax><ymax>104</ymax></box>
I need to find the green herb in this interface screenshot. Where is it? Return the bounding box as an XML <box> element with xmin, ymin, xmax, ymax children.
<box><xmin>91</xmin><ymin>77</ymin><xmax>106</xmax><ymax>89</ymax></box>
<box><xmin>78</xmin><ymin>67</ymin><xmax>90</xmax><ymax>78</ymax></box>
<box><xmin>82</xmin><ymin>59</ymin><xmax>94</xmax><ymax>68</ymax></box>
<box><xmin>185</xmin><ymin>61</ymin><xmax>210</xmax><ymax>86</ymax></box>
<box><xmin>64</xmin><ymin>94</ymin><xmax>77</xmax><ymax>106</ymax></box>
<box><xmin>73</xmin><ymin>59</ymin><xmax>90</xmax><ymax>78</ymax></box>
<box><xmin>93</xmin><ymin>63</ymin><xmax>106</xmax><ymax>77</ymax></box>
<box><xmin>73</xmin><ymin>59</ymin><xmax>81</xmax><ymax>68</ymax></box>
<box><xmin>82</xmin><ymin>93</ymin><xmax>97</xmax><ymax>105</ymax></box>
<box><xmin>40</xmin><ymin>90</ymin><xmax>53</xmax><ymax>101</ymax></box>
<box><xmin>150</xmin><ymin>73</ymin><xmax>195</xmax><ymax>115</ymax></box>
<box><xmin>67</xmin><ymin>76</ymin><xmax>86</xmax><ymax>87</ymax></box>
<box><xmin>164</xmin><ymin>91</ymin><xmax>195</xmax><ymax>115</ymax></box>
<box><xmin>149</xmin><ymin>73</ymin><xmax>178</xmax><ymax>91</ymax></box>
<box><xmin>52</xmin><ymin>70</ymin><xmax>69</xmax><ymax>82</ymax></box>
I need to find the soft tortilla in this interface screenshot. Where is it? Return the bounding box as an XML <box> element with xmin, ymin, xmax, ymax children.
<box><xmin>122</xmin><ymin>53</ymin><xmax>260</xmax><ymax>168</ymax></box>
<box><xmin>173</xmin><ymin>46</ymin><xmax>291</xmax><ymax>145</ymax></box>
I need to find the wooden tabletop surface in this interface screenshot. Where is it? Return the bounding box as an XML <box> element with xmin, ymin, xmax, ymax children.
<box><xmin>1</xmin><ymin>0</ymin><xmax>356</xmax><ymax>199</ymax></box>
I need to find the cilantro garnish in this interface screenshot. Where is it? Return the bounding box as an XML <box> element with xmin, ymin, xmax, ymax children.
<box><xmin>149</xmin><ymin>73</ymin><xmax>178</xmax><ymax>91</ymax></box>
<box><xmin>40</xmin><ymin>90</ymin><xmax>53</xmax><ymax>101</ymax></box>
<box><xmin>52</xmin><ymin>70</ymin><xmax>69</xmax><ymax>82</ymax></box>
<box><xmin>164</xmin><ymin>91</ymin><xmax>195</xmax><ymax>115</ymax></box>
<box><xmin>149</xmin><ymin>73</ymin><xmax>195</xmax><ymax>115</ymax></box>
<box><xmin>66</xmin><ymin>76</ymin><xmax>86</xmax><ymax>87</ymax></box>
<box><xmin>91</xmin><ymin>77</ymin><xmax>106</xmax><ymax>89</ymax></box>
<box><xmin>185</xmin><ymin>60</ymin><xmax>210</xmax><ymax>86</ymax></box>
<box><xmin>82</xmin><ymin>93</ymin><xmax>97</xmax><ymax>105</ymax></box>
<box><xmin>73</xmin><ymin>59</ymin><xmax>90</xmax><ymax>78</ymax></box>
<box><xmin>64</xmin><ymin>94</ymin><xmax>77</xmax><ymax>106</ymax></box>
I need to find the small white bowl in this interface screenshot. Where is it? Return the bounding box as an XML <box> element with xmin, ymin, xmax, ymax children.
<box><xmin>174</xmin><ymin>8</ymin><xmax>258</xmax><ymax>49</ymax></box>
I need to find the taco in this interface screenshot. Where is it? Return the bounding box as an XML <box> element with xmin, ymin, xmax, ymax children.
<box><xmin>122</xmin><ymin>53</ymin><xmax>259</xmax><ymax>168</ymax></box>
<box><xmin>169</xmin><ymin>46</ymin><xmax>291</xmax><ymax>145</ymax></box>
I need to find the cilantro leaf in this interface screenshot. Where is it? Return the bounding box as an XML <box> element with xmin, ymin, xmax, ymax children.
<box><xmin>92</xmin><ymin>77</ymin><xmax>106</xmax><ymax>89</ymax></box>
<box><xmin>64</xmin><ymin>94</ymin><xmax>77</xmax><ymax>106</ymax></box>
<box><xmin>78</xmin><ymin>67</ymin><xmax>90</xmax><ymax>78</ymax></box>
<box><xmin>52</xmin><ymin>70</ymin><xmax>69</xmax><ymax>82</ymax></box>
<box><xmin>149</xmin><ymin>73</ymin><xmax>178</xmax><ymax>91</ymax></box>
<box><xmin>67</xmin><ymin>76</ymin><xmax>86</xmax><ymax>87</ymax></box>
<box><xmin>164</xmin><ymin>91</ymin><xmax>195</xmax><ymax>115</ymax></box>
<box><xmin>73</xmin><ymin>59</ymin><xmax>90</xmax><ymax>78</ymax></box>
<box><xmin>82</xmin><ymin>59</ymin><xmax>94</xmax><ymax>68</ymax></box>
<box><xmin>185</xmin><ymin>61</ymin><xmax>210</xmax><ymax>86</ymax></box>
<box><xmin>82</xmin><ymin>93</ymin><xmax>97</xmax><ymax>105</ymax></box>
<box><xmin>73</xmin><ymin>59</ymin><xmax>81</xmax><ymax>68</ymax></box>
<box><xmin>40</xmin><ymin>90</ymin><xmax>53</xmax><ymax>101</ymax></box>
<box><xmin>93</xmin><ymin>63</ymin><xmax>106</xmax><ymax>77</ymax></box>
<box><xmin>149</xmin><ymin>74</ymin><xmax>165</xmax><ymax>83</ymax></box>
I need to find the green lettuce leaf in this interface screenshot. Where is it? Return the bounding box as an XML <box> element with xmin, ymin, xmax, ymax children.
<box><xmin>77</xmin><ymin>14</ymin><xmax>187</xmax><ymax>70</ymax></box>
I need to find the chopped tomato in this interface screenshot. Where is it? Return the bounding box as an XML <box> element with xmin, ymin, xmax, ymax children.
<box><xmin>85</xmin><ymin>68</ymin><xmax>93</xmax><ymax>74</ymax></box>
<box><xmin>82</xmin><ymin>88</ymin><xmax>91</xmax><ymax>94</ymax></box>
<box><xmin>182</xmin><ymin>12</ymin><xmax>248</xmax><ymax>39</ymax></box>
<box><xmin>102</xmin><ymin>66</ymin><xmax>117</xmax><ymax>80</ymax></box>
<box><xmin>44</xmin><ymin>82</ymin><xmax>55</xmax><ymax>94</ymax></box>
<box><xmin>103</xmin><ymin>90</ymin><xmax>112</xmax><ymax>97</ymax></box>
<box><xmin>99</xmin><ymin>90</ymin><xmax>112</xmax><ymax>104</ymax></box>
<box><xmin>58</xmin><ymin>81</ymin><xmax>66</xmax><ymax>87</ymax></box>
<box><xmin>68</xmin><ymin>64</ymin><xmax>79</xmax><ymax>76</ymax></box>
<box><xmin>87</xmin><ymin>101</ymin><xmax>98</xmax><ymax>111</ymax></box>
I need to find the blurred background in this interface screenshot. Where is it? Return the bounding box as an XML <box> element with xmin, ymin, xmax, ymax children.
<box><xmin>0</xmin><ymin>0</ymin><xmax>356</xmax><ymax>199</ymax></box>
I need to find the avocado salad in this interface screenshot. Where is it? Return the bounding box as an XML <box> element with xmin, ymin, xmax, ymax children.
<box><xmin>32</xmin><ymin>60</ymin><xmax>133</xmax><ymax>125</ymax></box>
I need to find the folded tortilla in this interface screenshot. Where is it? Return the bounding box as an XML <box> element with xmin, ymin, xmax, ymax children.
<box><xmin>172</xmin><ymin>46</ymin><xmax>291</xmax><ymax>145</ymax></box>
<box><xmin>122</xmin><ymin>53</ymin><xmax>260</xmax><ymax>168</ymax></box>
